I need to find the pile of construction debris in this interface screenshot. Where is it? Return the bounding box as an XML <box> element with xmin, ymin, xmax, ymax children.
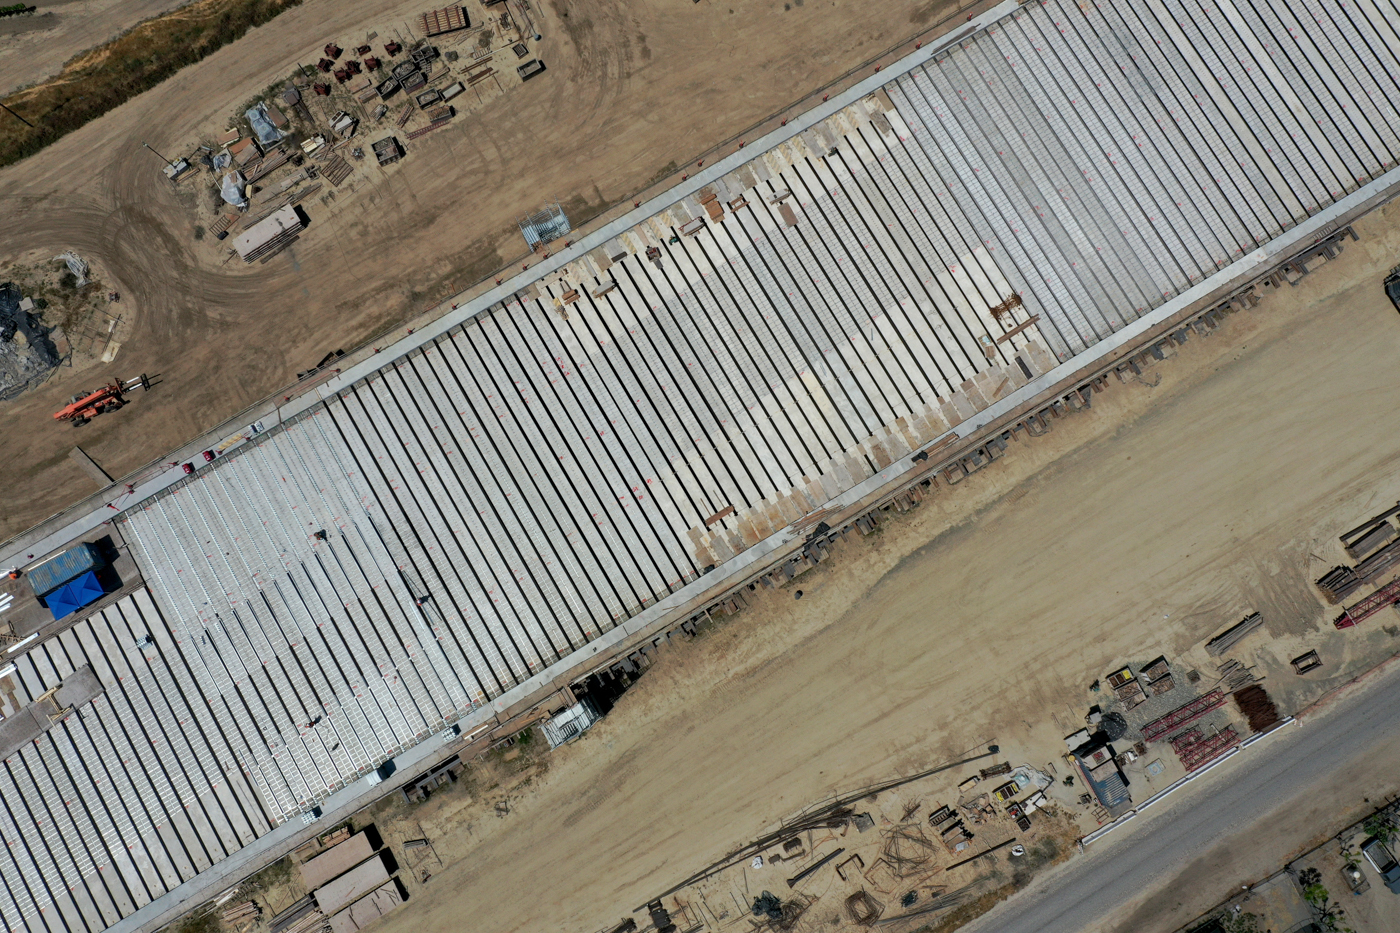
<box><xmin>0</xmin><ymin>282</ymin><xmax>59</xmax><ymax>400</ymax></box>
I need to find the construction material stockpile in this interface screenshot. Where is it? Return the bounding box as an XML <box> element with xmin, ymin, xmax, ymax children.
<box><xmin>323</xmin><ymin>155</ymin><xmax>353</xmax><ymax>187</ymax></box>
<box><xmin>1141</xmin><ymin>690</ymin><xmax>1225</xmax><ymax>742</ymax></box>
<box><xmin>1204</xmin><ymin>612</ymin><xmax>1263</xmax><ymax>657</ymax></box>
<box><xmin>270</xmin><ymin>897</ymin><xmax>328</xmax><ymax>933</ymax></box>
<box><xmin>1169</xmin><ymin>725</ymin><xmax>1239</xmax><ymax>771</ymax></box>
<box><xmin>1215</xmin><ymin>659</ymin><xmax>1258</xmax><ymax>692</ymax></box>
<box><xmin>417</xmin><ymin>5</ymin><xmax>467</xmax><ymax>37</ymax></box>
<box><xmin>1334</xmin><ymin>577</ymin><xmax>1400</xmax><ymax>629</ymax></box>
<box><xmin>1233</xmin><ymin>685</ymin><xmax>1280</xmax><ymax>733</ymax></box>
<box><xmin>221</xmin><ymin>901</ymin><xmax>262</xmax><ymax>930</ymax></box>
<box><xmin>1318</xmin><ymin>502</ymin><xmax>1400</xmax><ymax>602</ymax></box>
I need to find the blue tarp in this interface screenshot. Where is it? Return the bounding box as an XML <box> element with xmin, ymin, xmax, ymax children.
<box><xmin>245</xmin><ymin>103</ymin><xmax>283</xmax><ymax>145</ymax></box>
<box><xmin>27</xmin><ymin>542</ymin><xmax>101</xmax><ymax>596</ymax></box>
<box><xmin>45</xmin><ymin>571</ymin><xmax>104</xmax><ymax>620</ymax></box>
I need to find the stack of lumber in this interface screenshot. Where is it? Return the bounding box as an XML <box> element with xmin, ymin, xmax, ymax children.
<box><xmin>253</xmin><ymin>169</ymin><xmax>309</xmax><ymax>204</ymax></box>
<box><xmin>246</xmin><ymin>147</ymin><xmax>290</xmax><ymax>183</ymax></box>
<box><xmin>318</xmin><ymin>826</ymin><xmax>352</xmax><ymax>847</ymax></box>
<box><xmin>467</xmin><ymin>67</ymin><xmax>495</xmax><ymax>85</ymax></box>
<box><xmin>270</xmin><ymin>897</ymin><xmax>316</xmax><ymax>933</ymax></box>
<box><xmin>221</xmin><ymin>901</ymin><xmax>261</xmax><ymax>927</ymax></box>
<box><xmin>418</xmin><ymin>5</ymin><xmax>467</xmax><ymax>36</ymax></box>
<box><xmin>290</xmin><ymin>182</ymin><xmax>322</xmax><ymax>204</ymax></box>
<box><xmin>396</xmin><ymin>103</ymin><xmax>414</xmax><ymax>127</ymax></box>
<box><xmin>243</xmin><ymin>227</ymin><xmax>301</xmax><ymax>264</ymax></box>
<box><xmin>1204</xmin><ymin>612</ymin><xmax>1263</xmax><ymax>657</ymax></box>
<box><xmin>323</xmin><ymin>155</ymin><xmax>354</xmax><ymax>187</ymax></box>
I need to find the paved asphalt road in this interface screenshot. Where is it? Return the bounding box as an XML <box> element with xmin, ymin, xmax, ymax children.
<box><xmin>963</xmin><ymin>664</ymin><xmax>1400</xmax><ymax>933</ymax></box>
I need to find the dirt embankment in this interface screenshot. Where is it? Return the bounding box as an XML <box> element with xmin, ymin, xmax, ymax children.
<box><xmin>357</xmin><ymin>206</ymin><xmax>1400</xmax><ymax>933</ymax></box>
<box><xmin>0</xmin><ymin>0</ymin><xmax>987</xmax><ymax>540</ymax></box>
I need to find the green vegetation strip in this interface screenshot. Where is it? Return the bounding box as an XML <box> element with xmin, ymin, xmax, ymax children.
<box><xmin>0</xmin><ymin>0</ymin><xmax>302</xmax><ymax>168</ymax></box>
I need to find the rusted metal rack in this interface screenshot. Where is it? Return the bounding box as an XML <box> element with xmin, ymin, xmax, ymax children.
<box><xmin>1141</xmin><ymin>690</ymin><xmax>1225</xmax><ymax>742</ymax></box>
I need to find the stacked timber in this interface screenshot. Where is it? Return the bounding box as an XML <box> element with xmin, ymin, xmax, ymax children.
<box><xmin>221</xmin><ymin>901</ymin><xmax>261</xmax><ymax>926</ymax></box>
<box><xmin>396</xmin><ymin>103</ymin><xmax>414</xmax><ymax>127</ymax></box>
<box><xmin>290</xmin><ymin>182</ymin><xmax>322</xmax><ymax>204</ymax></box>
<box><xmin>246</xmin><ymin>147</ymin><xmax>290</xmax><ymax>183</ymax></box>
<box><xmin>1204</xmin><ymin>612</ymin><xmax>1263</xmax><ymax>657</ymax></box>
<box><xmin>248</xmin><ymin>228</ymin><xmax>301</xmax><ymax>264</ymax></box>
<box><xmin>253</xmin><ymin>168</ymin><xmax>309</xmax><ymax>204</ymax></box>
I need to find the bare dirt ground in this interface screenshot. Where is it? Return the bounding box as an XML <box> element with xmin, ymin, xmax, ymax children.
<box><xmin>0</xmin><ymin>0</ymin><xmax>980</xmax><ymax>540</ymax></box>
<box><xmin>0</xmin><ymin>0</ymin><xmax>193</xmax><ymax>97</ymax></box>
<box><xmin>344</xmin><ymin>206</ymin><xmax>1400</xmax><ymax>933</ymax></box>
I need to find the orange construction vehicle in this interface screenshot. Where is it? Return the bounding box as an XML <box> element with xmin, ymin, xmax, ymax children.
<box><xmin>52</xmin><ymin>374</ymin><xmax>150</xmax><ymax>427</ymax></box>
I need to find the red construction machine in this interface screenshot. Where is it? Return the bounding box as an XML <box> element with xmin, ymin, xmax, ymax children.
<box><xmin>52</xmin><ymin>374</ymin><xmax>150</xmax><ymax>427</ymax></box>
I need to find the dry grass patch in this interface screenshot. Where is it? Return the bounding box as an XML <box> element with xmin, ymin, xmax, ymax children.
<box><xmin>0</xmin><ymin>0</ymin><xmax>301</xmax><ymax>167</ymax></box>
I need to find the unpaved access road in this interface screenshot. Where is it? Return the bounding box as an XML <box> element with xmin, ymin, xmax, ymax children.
<box><xmin>361</xmin><ymin>205</ymin><xmax>1400</xmax><ymax>933</ymax></box>
<box><xmin>0</xmin><ymin>0</ymin><xmax>975</xmax><ymax>540</ymax></box>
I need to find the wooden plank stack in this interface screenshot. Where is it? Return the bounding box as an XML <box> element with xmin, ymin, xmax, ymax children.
<box><xmin>243</xmin><ymin>226</ymin><xmax>301</xmax><ymax>264</ymax></box>
<box><xmin>1204</xmin><ymin>612</ymin><xmax>1263</xmax><ymax>657</ymax></box>
<box><xmin>221</xmin><ymin>901</ymin><xmax>261</xmax><ymax>927</ymax></box>
<box><xmin>417</xmin><ymin>5</ymin><xmax>468</xmax><ymax>37</ymax></box>
<box><xmin>246</xmin><ymin>147</ymin><xmax>290</xmax><ymax>184</ymax></box>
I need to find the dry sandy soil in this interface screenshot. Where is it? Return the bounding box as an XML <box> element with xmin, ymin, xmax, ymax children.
<box><xmin>0</xmin><ymin>0</ymin><xmax>980</xmax><ymax>540</ymax></box>
<box><xmin>344</xmin><ymin>205</ymin><xmax>1400</xmax><ymax>933</ymax></box>
<box><xmin>0</xmin><ymin>0</ymin><xmax>193</xmax><ymax>97</ymax></box>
